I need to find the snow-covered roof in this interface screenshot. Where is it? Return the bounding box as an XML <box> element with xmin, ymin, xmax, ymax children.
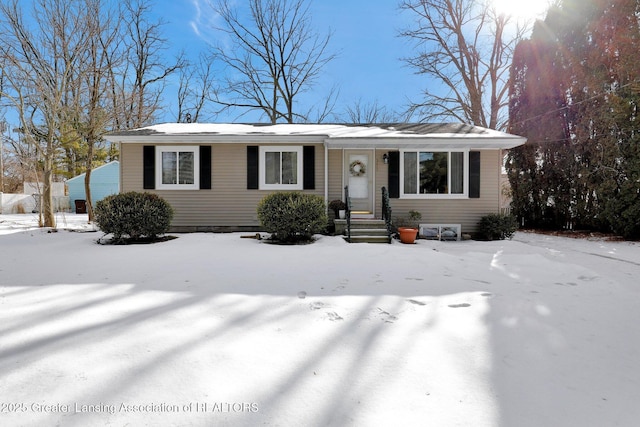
<box><xmin>105</xmin><ymin>123</ymin><xmax>526</xmax><ymax>149</ymax></box>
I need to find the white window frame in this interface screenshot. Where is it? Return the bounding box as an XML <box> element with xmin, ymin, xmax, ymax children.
<box><xmin>156</xmin><ymin>146</ymin><xmax>200</xmax><ymax>190</ymax></box>
<box><xmin>400</xmin><ymin>149</ymin><xmax>469</xmax><ymax>199</ymax></box>
<box><xmin>259</xmin><ymin>146</ymin><xmax>303</xmax><ymax>190</ymax></box>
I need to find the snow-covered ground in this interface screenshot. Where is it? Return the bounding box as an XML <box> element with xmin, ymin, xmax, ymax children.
<box><xmin>1</xmin><ymin>213</ymin><xmax>639</xmax><ymax>427</ymax></box>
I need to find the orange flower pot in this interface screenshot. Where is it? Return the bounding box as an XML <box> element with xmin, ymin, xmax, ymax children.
<box><xmin>398</xmin><ymin>227</ymin><xmax>418</xmax><ymax>244</ymax></box>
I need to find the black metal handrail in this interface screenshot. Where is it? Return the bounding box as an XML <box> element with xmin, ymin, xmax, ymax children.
<box><xmin>344</xmin><ymin>185</ymin><xmax>351</xmax><ymax>242</ymax></box>
<box><xmin>381</xmin><ymin>186</ymin><xmax>393</xmax><ymax>243</ymax></box>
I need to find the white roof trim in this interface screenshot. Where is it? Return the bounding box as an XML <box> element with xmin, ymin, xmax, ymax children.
<box><xmin>104</xmin><ymin>123</ymin><xmax>526</xmax><ymax>149</ymax></box>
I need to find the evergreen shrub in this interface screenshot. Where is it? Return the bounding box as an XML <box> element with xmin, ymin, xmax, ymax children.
<box><xmin>604</xmin><ymin>182</ymin><xmax>640</xmax><ymax>240</ymax></box>
<box><xmin>257</xmin><ymin>192</ymin><xmax>327</xmax><ymax>243</ymax></box>
<box><xmin>477</xmin><ymin>213</ymin><xmax>518</xmax><ymax>240</ymax></box>
<box><xmin>94</xmin><ymin>192</ymin><xmax>174</xmax><ymax>242</ymax></box>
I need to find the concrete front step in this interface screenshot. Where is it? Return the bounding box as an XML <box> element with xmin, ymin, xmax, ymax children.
<box><xmin>334</xmin><ymin>219</ymin><xmax>387</xmax><ymax>234</ymax></box>
<box><xmin>334</xmin><ymin>219</ymin><xmax>391</xmax><ymax>243</ymax></box>
<box><xmin>349</xmin><ymin>228</ymin><xmax>389</xmax><ymax>236</ymax></box>
<box><xmin>344</xmin><ymin>235</ymin><xmax>391</xmax><ymax>244</ymax></box>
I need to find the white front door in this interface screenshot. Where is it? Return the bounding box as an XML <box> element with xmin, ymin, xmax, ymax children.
<box><xmin>345</xmin><ymin>151</ymin><xmax>374</xmax><ymax>215</ymax></box>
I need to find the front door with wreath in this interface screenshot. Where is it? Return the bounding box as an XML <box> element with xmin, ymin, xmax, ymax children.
<box><xmin>345</xmin><ymin>150</ymin><xmax>374</xmax><ymax>215</ymax></box>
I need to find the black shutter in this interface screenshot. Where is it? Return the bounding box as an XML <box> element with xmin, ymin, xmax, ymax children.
<box><xmin>469</xmin><ymin>151</ymin><xmax>481</xmax><ymax>198</ymax></box>
<box><xmin>303</xmin><ymin>146</ymin><xmax>315</xmax><ymax>190</ymax></box>
<box><xmin>143</xmin><ymin>145</ymin><xmax>155</xmax><ymax>189</ymax></box>
<box><xmin>388</xmin><ymin>151</ymin><xmax>400</xmax><ymax>198</ymax></box>
<box><xmin>247</xmin><ymin>146</ymin><xmax>259</xmax><ymax>189</ymax></box>
<box><xmin>199</xmin><ymin>146</ymin><xmax>212</xmax><ymax>189</ymax></box>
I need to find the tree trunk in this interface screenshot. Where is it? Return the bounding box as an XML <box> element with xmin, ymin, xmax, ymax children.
<box><xmin>42</xmin><ymin>153</ymin><xmax>55</xmax><ymax>228</ymax></box>
<box><xmin>84</xmin><ymin>168</ymin><xmax>93</xmax><ymax>222</ymax></box>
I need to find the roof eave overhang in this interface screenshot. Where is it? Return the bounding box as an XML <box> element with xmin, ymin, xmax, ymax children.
<box><xmin>325</xmin><ymin>136</ymin><xmax>527</xmax><ymax>150</ymax></box>
<box><xmin>104</xmin><ymin>133</ymin><xmax>527</xmax><ymax>150</ymax></box>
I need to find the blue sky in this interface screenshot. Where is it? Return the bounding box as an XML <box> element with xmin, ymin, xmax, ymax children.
<box><xmin>156</xmin><ymin>0</ymin><xmax>423</xmax><ymax>123</ymax></box>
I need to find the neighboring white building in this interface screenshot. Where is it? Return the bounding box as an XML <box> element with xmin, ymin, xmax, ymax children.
<box><xmin>1</xmin><ymin>182</ymin><xmax>68</xmax><ymax>214</ymax></box>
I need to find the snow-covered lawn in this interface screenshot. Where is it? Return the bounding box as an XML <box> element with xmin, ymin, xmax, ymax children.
<box><xmin>1</xmin><ymin>213</ymin><xmax>639</xmax><ymax>427</ymax></box>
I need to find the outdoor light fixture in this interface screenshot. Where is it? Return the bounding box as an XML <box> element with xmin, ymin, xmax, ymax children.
<box><xmin>382</xmin><ymin>153</ymin><xmax>389</xmax><ymax>164</ymax></box>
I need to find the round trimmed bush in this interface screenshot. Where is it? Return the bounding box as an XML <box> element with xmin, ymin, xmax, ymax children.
<box><xmin>257</xmin><ymin>192</ymin><xmax>328</xmax><ymax>243</ymax></box>
<box><xmin>94</xmin><ymin>192</ymin><xmax>174</xmax><ymax>242</ymax></box>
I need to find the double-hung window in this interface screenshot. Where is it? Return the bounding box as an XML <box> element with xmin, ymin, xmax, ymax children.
<box><xmin>401</xmin><ymin>150</ymin><xmax>467</xmax><ymax>198</ymax></box>
<box><xmin>259</xmin><ymin>146</ymin><xmax>303</xmax><ymax>190</ymax></box>
<box><xmin>156</xmin><ymin>146</ymin><xmax>199</xmax><ymax>190</ymax></box>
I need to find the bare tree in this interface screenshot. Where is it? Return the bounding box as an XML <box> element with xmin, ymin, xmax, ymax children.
<box><xmin>1</xmin><ymin>66</ymin><xmax>6</xmax><ymax>194</ymax></box>
<box><xmin>0</xmin><ymin>0</ymin><xmax>93</xmax><ymax>227</ymax></box>
<box><xmin>399</xmin><ymin>0</ymin><xmax>527</xmax><ymax>129</ymax></box>
<box><xmin>77</xmin><ymin>0</ymin><xmax>122</xmax><ymax>222</ymax></box>
<box><xmin>120</xmin><ymin>0</ymin><xmax>185</xmax><ymax>128</ymax></box>
<box><xmin>102</xmin><ymin>0</ymin><xmax>184</xmax><ymax>131</ymax></box>
<box><xmin>209</xmin><ymin>0</ymin><xmax>336</xmax><ymax>123</ymax></box>
<box><xmin>0</xmin><ymin>128</ymin><xmax>39</xmax><ymax>194</ymax></box>
<box><xmin>176</xmin><ymin>53</ymin><xmax>217</xmax><ymax>123</ymax></box>
<box><xmin>0</xmin><ymin>119</ymin><xmax>5</xmax><ymax>194</ymax></box>
<box><xmin>341</xmin><ymin>98</ymin><xmax>401</xmax><ymax>124</ymax></box>
<box><xmin>1</xmin><ymin>0</ymin><xmax>183</xmax><ymax>225</ymax></box>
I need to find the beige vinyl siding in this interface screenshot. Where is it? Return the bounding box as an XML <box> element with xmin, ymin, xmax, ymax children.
<box><xmin>122</xmin><ymin>142</ymin><xmax>502</xmax><ymax>233</ymax></box>
<box><xmin>374</xmin><ymin>149</ymin><xmax>502</xmax><ymax>233</ymax></box>
<box><xmin>121</xmin><ymin>143</ymin><xmax>325</xmax><ymax>231</ymax></box>
<box><xmin>327</xmin><ymin>149</ymin><xmax>344</xmax><ymax>202</ymax></box>
<box><xmin>327</xmin><ymin>148</ymin><xmax>501</xmax><ymax>234</ymax></box>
